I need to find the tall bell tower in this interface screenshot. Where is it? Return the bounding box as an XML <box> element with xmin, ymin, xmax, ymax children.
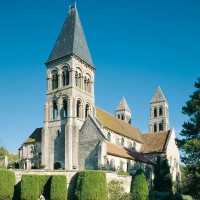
<box><xmin>149</xmin><ymin>87</ymin><xmax>170</xmax><ymax>133</ymax></box>
<box><xmin>41</xmin><ymin>4</ymin><xmax>95</xmax><ymax>170</ymax></box>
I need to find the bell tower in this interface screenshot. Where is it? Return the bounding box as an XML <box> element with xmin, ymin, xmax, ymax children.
<box><xmin>115</xmin><ymin>97</ymin><xmax>132</xmax><ymax>124</ymax></box>
<box><xmin>42</xmin><ymin>4</ymin><xmax>95</xmax><ymax>170</ymax></box>
<box><xmin>149</xmin><ymin>87</ymin><xmax>170</xmax><ymax>132</ymax></box>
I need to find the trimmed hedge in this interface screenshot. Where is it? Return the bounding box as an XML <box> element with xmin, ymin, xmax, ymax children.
<box><xmin>21</xmin><ymin>175</ymin><xmax>39</xmax><ymax>200</ymax></box>
<box><xmin>50</xmin><ymin>175</ymin><xmax>67</xmax><ymax>200</ymax></box>
<box><xmin>131</xmin><ymin>169</ymin><xmax>149</xmax><ymax>200</ymax></box>
<box><xmin>0</xmin><ymin>169</ymin><xmax>15</xmax><ymax>200</ymax></box>
<box><xmin>75</xmin><ymin>170</ymin><xmax>108</xmax><ymax>200</ymax></box>
<box><xmin>39</xmin><ymin>175</ymin><xmax>52</xmax><ymax>198</ymax></box>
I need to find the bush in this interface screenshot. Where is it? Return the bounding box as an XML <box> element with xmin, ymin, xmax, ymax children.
<box><xmin>131</xmin><ymin>169</ymin><xmax>149</xmax><ymax>200</ymax></box>
<box><xmin>108</xmin><ymin>179</ymin><xmax>132</xmax><ymax>200</ymax></box>
<box><xmin>21</xmin><ymin>175</ymin><xmax>39</xmax><ymax>200</ymax></box>
<box><xmin>50</xmin><ymin>175</ymin><xmax>67</xmax><ymax>200</ymax></box>
<box><xmin>75</xmin><ymin>170</ymin><xmax>108</xmax><ymax>200</ymax></box>
<box><xmin>0</xmin><ymin>169</ymin><xmax>15</xmax><ymax>200</ymax></box>
<box><xmin>39</xmin><ymin>175</ymin><xmax>52</xmax><ymax>198</ymax></box>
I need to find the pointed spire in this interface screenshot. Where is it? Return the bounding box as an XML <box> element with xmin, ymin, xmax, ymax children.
<box><xmin>116</xmin><ymin>97</ymin><xmax>131</xmax><ymax>113</ymax></box>
<box><xmin>47</xmin><ymin>4</ymin><xmax>94</xmax><ymax>67</ymax></box>
<box><xmin>151</xmin><ymin>87</ymin><xmax>167</xmax><ymax>103</ymax></box>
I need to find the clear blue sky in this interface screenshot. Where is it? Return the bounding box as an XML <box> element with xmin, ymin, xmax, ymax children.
<box><xmin>0</xmin><ymin>0</ymin><xmax>199</xmax><ymax>153</ymax></box>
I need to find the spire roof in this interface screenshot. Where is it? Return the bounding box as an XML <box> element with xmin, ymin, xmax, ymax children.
<box><xmin>151</xmin><ymin>87</ymin><xmax>167</xmax><ymax>103</ymax></box>
<box><xmin>116</xmin><ymin>97</ymin><xmax>131</xmax><ymax>113</ymax></box>
<box><xmin>47</xmin><ymin>4</ymin><xmax>93</xmax><ymax>67</ymax></box>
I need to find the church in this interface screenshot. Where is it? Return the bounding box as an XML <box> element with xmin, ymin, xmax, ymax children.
<box><xmin>18</xmin><ymin>3</ymin><xmax>180</xmax><ymax>182</ymax></box>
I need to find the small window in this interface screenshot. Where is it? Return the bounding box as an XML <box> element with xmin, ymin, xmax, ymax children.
<box><xmin>63</xmin><ymin>99</ymin><xmax>68</xmax><ymax>118</ymax></box>
<box><xmin>57</xmin><ymin>130</ymin><xmax>60</xmax><ymax>137</ymax></box>
<box><xmin>110</xmin><ymin>159</ymin><xmax>115</xmax><ymax>171</ymax></box>
<box><xmin>154</xmin><ymin>108</ymin><xmax>157</xmax><ymax>118</ymax></box>
<box><xmin>154</xmin><ymin>123</ymin><xmax>157</xmax><ymax>132</ymax></box>
<box><xmin>159</xmin><ymin>122</ymin><xmax>163</xmax><ymax>131</ymax></box>
<box><xmin>77</xmin><ymin>100</ymin><xmax>82</xmax><ymax>118</ymax></box>
<box><xmin>121</xmin><ymin>138</ymin><xmax>124</xmax><ymax>146</ymax></box>
<box><xmin>85</xmin><ymin>104</ymin><xmax>90</xmax><ymax>119</ymax></box>
<box><xmin>118</xmin><ymin>114</ymin><xmax>120</xmax><ymax>119</ymax></box>
<box><xmin>52</xmin><ymin>70</ymin><xmax>58</xmax><ymax>90</ymax></box>
<box><xmin>159</xmin><ymin>107</ymin><xmax>163</xmax><ymax>116</ymax></box>
<box><xmin>107</xmin><ymin>132</ymin><xmax>111</xmax><ymax>142</ymax></box>
<box><xmin>53</xmin><ymin>101</ymin><xmax>58</xmax><ymax>119</ymax></box>
<box><xmin>121</xmin><ymin>114</ymin><xmax>124</xmax><ymax>120</ymax></box>
<box><xmin>62</xmin><ymin>66</ymin><xmax>69</xmax><ymax>86</ymax></box>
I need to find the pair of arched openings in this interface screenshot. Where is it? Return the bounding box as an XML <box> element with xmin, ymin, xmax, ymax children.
<box><xmin>154</xmin><ymin>120</ymin><xmax>164</xmax><ymax>132</ymax></box>
<box><xmin>75</xmin><ymin>70</ymin><xmax>91</xmax><ymax>93</ymax></box>
<box><xmin>52</xmin><ymin>99</ymin><xmax>68</xmax><ymax>119</ymax></box>
<box><xmin>76</xmin><ymin>99</ymin><xmax>90</xmax><ymax>119</ymax></box>
<box><xmin>51</xmin><ymin>66</ymin><xmax>70</xmax><ymax>90</ymax></box>
<box><xmin>154</xmin><ymin>107</ymin><xmax>163</xmax><ymax>118</ymax></box>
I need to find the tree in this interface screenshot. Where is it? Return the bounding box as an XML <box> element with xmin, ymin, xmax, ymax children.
<box><xmin>154</xmin><ymin>156</ymin><xmax>172</xmax><ymax>193</ymax></box>
<box><xmin>131</xmin><ymin>169</ymin><xmax>149</xmax><ymax>200</ymax></box>
<box><xmin>176</xmin><ymin>77</ymin><xmax>200</xmax><ymax>200</ymax></box>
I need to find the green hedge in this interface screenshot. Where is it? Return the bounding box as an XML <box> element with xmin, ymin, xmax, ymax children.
<box><xmin>21</xmin><ymin>175</ymin><xmax>39</xmax><ymax>200</ymax></box>
<box><xmin>75</xmin><ymin>170</ymin><xmax>108</xmax><ymax>200</ymax></box>
<box><xmin>0</xmin><ymin>169</ymin><xmax>15</xmax><ymax>200</ymax></box>
<box><xmin>50</xmin><ymin>175</ymin><xmax>67</xmax><ymax>200</ymax></box>
<box><xmin>39</xmin><ymin>175</ymin><xmax>52</xmax><ymax>198</ymax></box>
<box><xmin>131</xmin><ymin>169</ymin><xmax>149</xmax><ymax>200</ymax></box>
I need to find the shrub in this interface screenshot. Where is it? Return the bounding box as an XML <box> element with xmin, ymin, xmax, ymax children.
<box><xmin>131</xmin><ymin>169</ymin><xmax>149</xmax><ymax>200</ymax></box>
<box><xmin>75</xmin><ymin>170</ymin><xmax>108</xmax><ymax>200</ymax></box>
<box><xmin>50</xmin><ymin>175</ymin><xmax>67</xmax><ymax>200</ymax></box>
<box><xmin>0</xmin><ymin>169</ymin><xmax>15</xmax><ymax>200</ymax></box>
<box><xmin>39</xmin><ymin>175</ymin><xmax>52</xmax><ymax>198</ymax></box>
<box><xmin>21</xmin><ymin>175</ymin><xmax>39</xmax><ymax>200</ymax></box>
<box><xmin>108</xmin><ymin>179</ymin><xmax>132</xmax><ymax>200</ymax></box>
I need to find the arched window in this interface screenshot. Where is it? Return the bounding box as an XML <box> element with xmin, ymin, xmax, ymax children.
<box><xmin>128</xmin><ymin>141</ymin><xmax>132</xmax><ymax>148</ymax></box>
<box><xmin>84</xmin><ymin>74</ymin><xmax>91</xmax><ymax>93</ymax></box>
<box><xmin>118</xmin><ymin>115</ymin><xmax>120</xmax><ymax>119</ymax></box>
<box><xmin>53</xmin><ymin>101</ymin><xmax>58</xmax><ymax>119</ymax></box>
<box><xmin>85</xmin><ymin>104</ymin><xmax>90</xmax><ymax>119</ymax></box>
<box><xmin>52</xmin><ymin>70</ymin><xmax>58</xmax><ymax>90</ymax></box>
<box><xmin>159</xmin><ymin>122</ymin><xmax>163</xmax><ymax>131</ymax></box>
<box><xmin>63</xmin><ymin>99</ymin><xmax>68</xmax><ymax>118</ymax></box>
<box><xmin>121</xmin><ymin>114</ymin><xmax>124</xmax><ymax>120</ymax></box>
<box><xmin>132</xmin><ymin>142</ymin><xmax>136</xmax><ymax>150</ymax></box>
<box><xmin>57</xmin><ymin>130</ymin><xmax>60</xmax><ymax>137</ymax></box>
<box><xmin>154</xmin><ymin>107</ymin><xmax>157</xmax><ymax>118</ymax></box>
<box><xmin>62</xmin><ymin>67</ymin><xmax>69</xmax><ymax>86</ymax></box>
<box><xmin>154</xmin><ymin>123</ymin><xmax>157</xmax><ymax>132</ymax></box>
<box><xmin>159</xmin><ymin>107</ymin><xmax>163</xmax><ymax>116</ymax></box>
<box><xmin>121</xmin><ymin>138</ymin><xmax>124</xmax><ymax>146</ymax></box>
<box><xmin>75</xmin><ymin>70</ymin><xmax>82</xmax><ymax>88</ymax></box>
<box><xmin>107</xmin><ymin>132</ymin><xmax>111</xmax><ymax>142</ymax></box>
<box><xmin>76</xmin><ymin>100</ymin><xmax>82</xmax><ymax>118</ymax></box>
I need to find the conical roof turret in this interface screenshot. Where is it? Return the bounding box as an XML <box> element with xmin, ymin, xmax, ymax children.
<box><xmin>47</xmin><ymin>4</ymin><xmax>93</xmax><ymax>67</ymax></box>
<box><xmin>151</xmin><ymin>87</ymin><xmax>167</xmax><ymax>103</ymax></box>
<box><xmin>116</xmin><ymin>97</ymin><xmax>131</xmax><ymax>113</ymax></box>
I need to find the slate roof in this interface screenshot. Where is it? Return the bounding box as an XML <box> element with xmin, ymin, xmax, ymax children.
<box><xmin>116</xmin><ymin>97</ymin><xmax>131</xmax><ymax>113</ymax></box>
<box><xmin>151</xmin><ymin>87</ymin><xmax>167</xmax><ymax>103</ymax></box>
<box><xmin>107</xmin><ymin>143</ymin><xmax>154</xmax><ymax>164</ymax></box>
<box><xmin>141</xmin><ymin>130</ymin><xmax>170</xmax><ymax>153</ymax></box>
<box><xmin>96</xmin><ymin>107</ymin><xmax>142</xmax><ymax>143</ymax></box>
<box><xmin>47</xmin><ymin>4</ymin><xmax>93</xmax><ymax>67</ymax></box>
<box><xmin>24</xmin><ymin>128</ymin><xmax>43</xmax><ymax>144</ymax></box>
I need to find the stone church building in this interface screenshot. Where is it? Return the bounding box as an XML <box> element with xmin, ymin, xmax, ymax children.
<box><xmin>19</xmin><ymin>4</ymin><xmax>180</xmax><ymax>182</ymax></box>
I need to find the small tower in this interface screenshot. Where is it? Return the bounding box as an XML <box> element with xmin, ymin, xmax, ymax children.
<box><xmin>149</xmin><ymin>87</ymin><xmax>170</xmax><ymax>132</ymax></box>
<box><xmin>115</xmin><ymin>97</ymin><xmax>132</xmax><ymax>124</ymax></box>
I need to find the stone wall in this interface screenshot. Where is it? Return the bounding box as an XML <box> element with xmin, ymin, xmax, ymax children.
<box><xmin>0</xmin><ymin>155</ymin><xmax>8</xmax><ymax>168</ymax></box>
<box><xmin>13</xmin><ymin>170</ymin><xmax>132</xmax><ymax>199</ymax></box>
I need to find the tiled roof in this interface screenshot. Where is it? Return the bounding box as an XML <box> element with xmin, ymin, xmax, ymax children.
<box><xmin>141</xmin><ymin>131</ymin><xmax>170</xmax><ymax>153</ymax></box>
<box><xmin>24</xmin><ymin>128</ymin><xmax>43</xmax><ymax>144</ymax></box>
<box><xmin>47</xmin><ymin>5</ymin><xmax>93</xmax><ymax>67</ymax></box>
<box><xmin>107</xmin><ymin>143</ymin><xmax>154</xmax><ymax>164</ymax></box>
<box><xmin>96</xmin><ymin>107</ymin><xmax>142</xmax><ymax>143</ymax></box>
<box><xmin>151</xmin><ymin>87</ymin><xmax>167</xmax><ymax>103</ymax></box>
<box><xmin>116</xmin><ymin>97</ymin><xmax>131</xmax><ymax>113</ymax></box>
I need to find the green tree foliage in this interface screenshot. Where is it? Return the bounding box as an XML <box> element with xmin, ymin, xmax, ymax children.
<box><xmin>154</xmin><ymin>157</ymin><xmax>172</xmax><ymax>193</ymax></box>
<box><xmin>75</xmin><ymin>170</ymin><xmax>108</xmax><ymax>200</ymax></box>
<box><xmin>108</xmin><ymin>180</ymin><xmax>132</xmax><ymax>200</ymax></box>
<box><xmin>50</xmin><ymin>175</ymin><xmax>67</xmax><ymax>200</ymax></box>
<box><xmin>0</xmin><ymin>169</ymin><xmax>15</xmax><ymax>200</ymax></box>
<box><xmin>176</xmin><ymin>77</ymin><xmax>200</xmax><ymax>200</ymax></box>
<box><xmin>39</xmin><ymin>175</ymin><xmax>52</xmax><ymax>198</ymax></box>
<box><xmin>131</xmin><ymin>169</ymin><xmax>149</xmax><ymax>200</ymax></box>
<box><xmin>21</xmin><ymin>175</ymin><xmax>39</xmax><ymax>200</ymax></box>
